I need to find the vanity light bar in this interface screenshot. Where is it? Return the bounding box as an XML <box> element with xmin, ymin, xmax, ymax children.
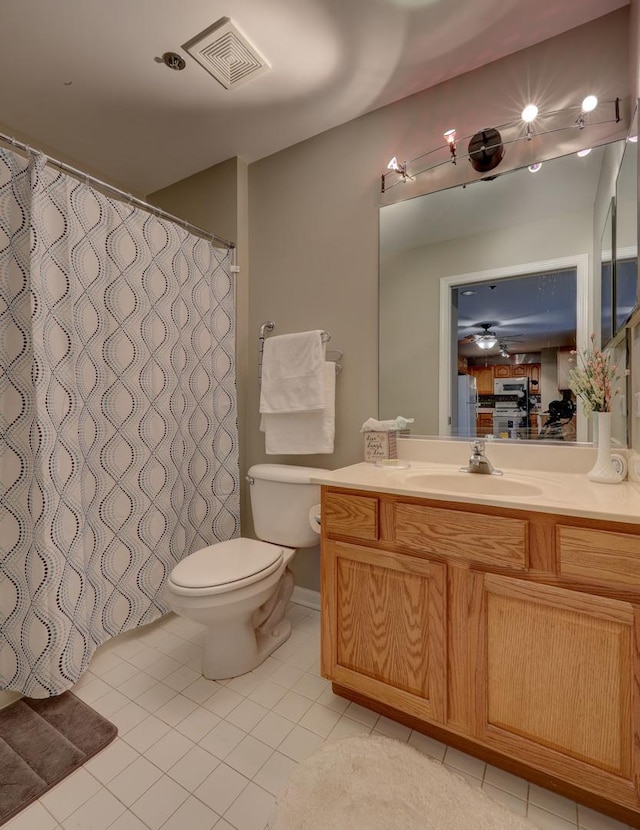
<box><xmin>381</xmin><ymin>96</ymin><xmax>620</xmax><ymax>193</ymax></box>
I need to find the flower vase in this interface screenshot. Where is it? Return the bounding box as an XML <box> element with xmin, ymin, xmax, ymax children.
<box><xmin>587</xmin><ymin>411</ymin><xmax>622</xmax><ymax>484</ymax></box>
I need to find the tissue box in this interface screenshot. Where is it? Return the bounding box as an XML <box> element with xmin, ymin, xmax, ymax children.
<box><xmin>363</xmin><ymin>430</ymin><xmax>398</xmax><ymax>462</ymax></box>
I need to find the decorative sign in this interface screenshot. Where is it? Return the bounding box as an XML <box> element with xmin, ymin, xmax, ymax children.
<box><xmin>363</xmin><ymin>430</ymin><xmax>398</xmax><ymax>462</ymax></box>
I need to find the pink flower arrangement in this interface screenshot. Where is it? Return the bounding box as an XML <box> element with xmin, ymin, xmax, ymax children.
<box><xmin>568</xmin><ymin>335</ymin><xmax>620</xmax><ymax>415</ymax></box>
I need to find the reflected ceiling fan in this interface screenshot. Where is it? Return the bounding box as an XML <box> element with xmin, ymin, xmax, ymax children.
<box><xmin>460</xmin><ymin>323</ymin><xmax>524</xmax><ymax>352</ymax></box>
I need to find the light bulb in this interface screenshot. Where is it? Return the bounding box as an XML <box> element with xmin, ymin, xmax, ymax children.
<box><xmin>629</xmin><ymin>135</ymin><xmax>638</xmax><ymax>143</ymax></box>
<box><xmin>521</xmin><ymin>104</ymin><xmax>538</xmax><ymax>123</ymax></box>
<box><xmin>581</xmin><ymin>95</ymin><xmax>598</xmax><ymax>113</ymax></box>
<box><xmin>577</xmin><ymin>148</ymin><xmax>592</xmax><ymax>158</ymax></box>
<box><xmin>443</xmin><ymin>129</ymin><xmax>456</xmax><ymax>145</ymax></box>
<box><xmin>528</xmin><ymin>162</ymin><xmax>542</xmax><ymax>173</ymax></box>
<box><xmin>387</xmin><ymin>157</ymin><xmax>401</xmax><ymax>172</ymax></box>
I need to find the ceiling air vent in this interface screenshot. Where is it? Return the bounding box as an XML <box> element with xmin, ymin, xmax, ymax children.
<box><xmin>183</xmin><ymin>17</ymin><xmax>270</xmax><ymax>90</ymax></box>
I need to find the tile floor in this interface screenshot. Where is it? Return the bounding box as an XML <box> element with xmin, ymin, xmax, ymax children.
<box><xmin>5</xmin><ymin>604</ymin><xmax>634</xmax><ymax>830</ymax></box>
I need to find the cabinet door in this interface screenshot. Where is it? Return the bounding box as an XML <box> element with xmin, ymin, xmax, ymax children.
<box><xmin>494</xmin><ymin>365</ymin><xmax>511</xmax><ymax>378</ymax></box>
<box><xmin>321</xmin><ymin>540</ymin><xmax>446</xmax><ymax>723</ymax></box>
<box><xmin>528</xmin><ymin>363</ymin><xmax>541</xmax><ymax>386</ymax></box>
<box><xmin>474</xmin><ymin>367</ymin><xmax>494</xmax><ymax>394</ymax></box>
<box><xmin>472</xmin><ymin>573</ymin><xmax>640</xmax><ymax>807</ymax></box>
<box><xmin>512</xmin><ymin>365</ymin><xmax>527</xmax><ymax>377</ymax></box>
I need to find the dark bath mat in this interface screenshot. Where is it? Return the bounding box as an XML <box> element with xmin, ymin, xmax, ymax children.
<box><xmin>0</xmin><ymin>691</ymin><xmax>117</xmax><ymax>826</ymax></box>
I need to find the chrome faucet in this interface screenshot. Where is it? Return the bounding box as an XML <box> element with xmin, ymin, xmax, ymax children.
<box><xmin>460</xmin><ymin>440</ymin><xmax>503</xmax><ymax>476</ymax></box>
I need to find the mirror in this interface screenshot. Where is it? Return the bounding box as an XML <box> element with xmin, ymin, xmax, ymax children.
<box><xmin>379</xmin><ymin>140</ymin><xmax>631</xmax><ymax>445</ymax></box>
<box><xmin>601</xmin><ymin>198</ymin><xmax>614</xmax><ymax>347</ymax></box>
<box><xmin>614</xmin><ymin>111</ymin><xmax>638</xmax><ymax>334</ymax></box>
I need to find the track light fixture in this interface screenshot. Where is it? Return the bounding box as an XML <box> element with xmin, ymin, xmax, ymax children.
<box><xmin>381</xmin><ymin>95</ymin><xmax>618</xmax><ymax>193</ymax></box>
<box><xmin>444</xmin><ymin>129</ymin><xmax>457</xmax><ymax>164</ymax></box>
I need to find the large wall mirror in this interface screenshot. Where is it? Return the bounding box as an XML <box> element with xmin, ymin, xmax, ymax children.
<box><xmin>379</xmin><ymin>139</ymin><xmax>634</xmax><ymax>446</ymax></box>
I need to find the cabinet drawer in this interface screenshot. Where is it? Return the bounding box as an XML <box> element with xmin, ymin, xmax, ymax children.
<box><xmin>324</xmin><ymin>493</ymin><xmax>379</xmax><ymax>541</ymax></box>
<box><xmin>558</xmin><ymin>526</ymin><xmax>640</xmax><ymax>589</ymax></box>
<box><xmin>393</xmin><ymin>503</ymin><xmax>527</xmax><ymax>570</ymax></box>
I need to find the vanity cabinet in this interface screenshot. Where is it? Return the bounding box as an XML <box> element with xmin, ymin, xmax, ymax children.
<box><xmin>320</xmin><ymin>488</ymin><xmax>640</xmax><ymax>825</ymax></box>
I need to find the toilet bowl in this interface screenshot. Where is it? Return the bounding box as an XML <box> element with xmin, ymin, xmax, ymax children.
<box><xmin>165</xmin><ymin>464</ymin><xmax>327</xmax><ymax>679</ymax></box>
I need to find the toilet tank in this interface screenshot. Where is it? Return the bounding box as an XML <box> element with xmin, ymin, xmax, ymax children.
<box><xmin>249</xmin><ymin>464</ymin><xmax>329</xmax><ymax>549</ymax></box>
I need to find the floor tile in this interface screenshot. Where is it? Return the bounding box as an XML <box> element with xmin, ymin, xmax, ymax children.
<box><xmin>443</xmin><ymin>746</ymin><xmax>486</xmax><ymax>779</ymax></box>
<box><xmin>326</xmin><ymin>715</ymin><xmax>372</xmax><ymax>741</ymax></box>
<box><xmin>290</xmin><ymin>673</ymin><xmax>327</xmax><ymax>701</ymax></box>
<box><xmin>135</xmin><ymin>682</ymin><xmax>178</xmax><ymax>713</ymax></box>
<box><xmin>40</xmin><ymin>768</ymin><xmax>102</xmax><ymax>822</ymax></box>
<box><xmin>168</xmin><ymin>744</ymin><xmax>221</xmax><ymax>790</ymax></box>
<box><xmin>529</xmin><ymin>784</ymin><xmax>579</xmax><ymax>822</ymax></box>
<box><xmin>144</xmin><ymin>729</ymin><xmax>194</xmax><ymax>771</ymax></box>
<box><xmin>107</xmin><ymin>756</ymin><xmax>163</xmax><ymax>806</ymax></box>
<box><xmin>174</xmin><ymin>704</ymin><xmax>221</xmax><ymax>742</ymax></box>
<box><xmin>223</xmin><ymin>782</ymin><xmax>276</xmax><ymax>830</ymax></box>
<box><xmin>253</xmin><ymin>752</ymin><xmax>298</xmax><ymax>796</ymax></box>
<box><xmin>145</xmin><ymin>655</ymin><xmax>183</xmax><ymax>681</ymax></box>
<box><xmin>91</xmin><ymin>688</ymin><xmax>131</xmax><ymax>718</ymax></box>
<box><xmin>154</xmin><ymin>693</ymin><xmax>199</xmax><ymax>726</ymax></box>
<box><xmin>484</xmin><ymin>764</ymin><xmax>530</xmax><ymax>800</ymax></box>
<box><xmin>250</xmin><ymin>711</ymin><xmax>295</xmax><ymax>749</ymax></box>
<box><xmin>373</xmin><ymin>715</ymin><xmax>411</xmax><ymax>742</ymax></box>
<box><xmin>118</xmin><ymin>671</ymin><xmax>159</xmax><ymax>699</ymax></box>
<box><xmin>527</xmin><ymin>804</ymin><xmax>579</xmax><ymax>830</ymax></box>
<box><xmin>577</xmin><ymin>805</ymin><xmax>630</xmax><ymax>830</ymax></box>
<box><xmin>163</xmin><ymin>665</ymin><xmax>202</xmax><ymax>692</ymax></box>
<box><xmin>62</xmin><ymin>786</ymin><xmax>125</xmax><ymax>830</ymax></box>
<box><xmin>194</xmin><ymin>763</ymin><xmax>250</xmax><ymax>815</ymax></box>
<box><xmin>110</xmin><ymin>700</ymin><xmax>151</xmax><ymax>734</ymax></box>
<box><xmin>123</xmin><ymin>713</ymin><xmax>171</xmax><ymax>752</ymax></box>
<box><xmin>277</xmin><ymin>725</ymin><xmax>324</xmax><ymax>762</ymax></box>
<box><xmin>271</xmin><ymin>690</ymin><xmax>313</xmax><ymax>723</ymax></box>
<box><xmin>343</xmin><ymin>701</ymin><xmax>379</xmax><ymax>728</ymax></box>
<box><xmin>203</xmin><ymin>687</ymin><xmax>244</xmax><ymax>718</ymax></box>
<box><xmin>226</xmin><ymin>673</ymin><xmax>262</xmax><ymax>697</ymax></box>
<box><xmin>84</xmin><ymin>738</ymin><xmax>139</xmax><ymax>783</ymax></box>
<box><xmin>102</xmin><ymin>661</ymin><xmax>139</xmax><ymax>688</ymax></box>
<box><xmin>247</xmin><ymin>679</ymin><xmax>288</xmax><ymax>709</ymax></box>
<box><xmin>225</xmin><ymin>735</ymin><xmax>274</xmax><ymax>778</ymax></box>
<box><xmin>159</xmin><ymin>795</ymin><xmax>219</xmax><ymax>830</ymax></box>
<box><xmin>130</xmin><ymin>775</ymin><xmax>190</xmax><ymax>829</ymax></box>
<box><xmin>107</xmin><ymin>813</ymin><xmax>149</xmax><ymax>830</ymax></box>
<box><xmin>200</xmin><ymin>719</ymin><xmax>247</xmax><ymax>759</ymax></box>
<box><xmin>298</xmin><ymin>702</ymin><xmax>342</xmax><ymax>738</ymax></box>
<box><xmin>482</xmin><ymin>784</ymin><xmax>528</xmax><ymax>817</ymax></box>
<box><xmin>407</xmin><ymin>731</ymin><xmax>447</xmax><ymax>761</ymax></box>
<box><xmin>226</xmin><ymin>698</ymin><xmax>269</xmax><ymax>732</ymax></box>
<box><xmin>5</xmin><ymin>801</ymin><xmax>59</xmax><ymax>830</ymax></box>
<box><xmin>182</xmin><ymin>676</ymin><xmax>221</xmax><ymax>704</ymax></box>
<box><xmin>268</xmin><ymin>663</ymin><xmax>304</xmax><ymax>690</ymax></box>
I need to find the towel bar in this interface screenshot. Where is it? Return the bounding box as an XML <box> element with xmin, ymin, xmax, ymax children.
<box><xmin>258</xmin><ymin>321</ymin><xmax>343</xmax><ymax>383</ymax></box>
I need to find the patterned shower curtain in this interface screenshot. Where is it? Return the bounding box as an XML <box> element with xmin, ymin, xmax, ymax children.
<box><xmin>0</xmin><ymin>149</ymin><xmax>240</xmax><ymax>697</ymax></box>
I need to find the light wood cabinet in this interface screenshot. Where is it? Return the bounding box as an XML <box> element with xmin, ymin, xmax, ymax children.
<box><xmin>320</xmin><ymin>488</ymin><xmax>640</xmax><ymax>825</ymax></box>
<box><xmin>476</xmin><ymin>413</ymin><xmax>493</xmax><ymax>437</ymax></box>
<box><xmin>468</xmin><ymin>366</ymin><xmax>493</xmax><ymax>394</ymax></box>
<box><xmin>322</xmin><ymin>540</ymin><xmax>446</xmax><ymax>723</ymax></box>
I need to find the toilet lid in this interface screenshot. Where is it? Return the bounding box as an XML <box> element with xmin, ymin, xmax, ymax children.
<box><xmin>170</xmin><ymin>538</ymin><xmax>284</xmax><ymax>590</ymax></box>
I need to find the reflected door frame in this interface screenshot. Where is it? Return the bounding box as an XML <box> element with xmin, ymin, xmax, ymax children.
<box><xmin>438</xmin><ymin>254</ymin><xmax>591</xmax><ymax>443</ymax></box>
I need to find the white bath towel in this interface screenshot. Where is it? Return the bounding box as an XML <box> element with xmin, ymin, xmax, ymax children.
<box><xmin>260</xmin><ymin>362</ymin><xmax>336</xmax><ymax>454</ymax></box>
<box><xmin>259</xmin><ymin>331</ymin><xmax>326</xmax><ymax>414</ymax></box>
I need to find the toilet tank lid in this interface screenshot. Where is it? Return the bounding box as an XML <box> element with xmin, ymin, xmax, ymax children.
<box><xmin>248</xmin><ymin>464</ymin><xmax>331</xmax><ymax>484</ymax></box>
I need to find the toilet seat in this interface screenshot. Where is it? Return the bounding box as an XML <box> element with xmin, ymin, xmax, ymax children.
<box><xmin>168</xmin><ymin>538</ymin><xmax>286</xmax><ymax>596</ymax></box>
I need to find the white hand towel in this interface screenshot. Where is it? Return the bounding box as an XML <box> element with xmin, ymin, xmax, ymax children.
<box><xmin>259</xmin><ymin>330</ymin><xmax>326</xmax><ymax>414</ymax></box>
<box><xmin>260</xmin><ymin>362</ymin><xmax>336</xmax><ymax>454</ymax></box>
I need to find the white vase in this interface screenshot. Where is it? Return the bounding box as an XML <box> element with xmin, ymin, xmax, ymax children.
<box><xmin>587</xmin><ymin>411</ymin><xmax>622</xmax><ymax>484</ymax></box>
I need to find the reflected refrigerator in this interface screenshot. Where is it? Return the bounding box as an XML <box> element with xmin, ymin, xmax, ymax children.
<box><xmin>457</xmin><ymin>374</ymin><xmax>478</xmax><ymax>438</ymax></box>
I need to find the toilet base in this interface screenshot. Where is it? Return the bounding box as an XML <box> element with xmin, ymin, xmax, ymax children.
<box><xmin>202</xmin><ymin>616</ymin><xmax>292</xmax><ymax>680</ymax></box>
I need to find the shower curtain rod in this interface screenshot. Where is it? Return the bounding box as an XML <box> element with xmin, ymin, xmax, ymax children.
<box><xmin>0</xmin><ymin>130</ymin><xmax>235</xmax><ymax>250</ymax></box>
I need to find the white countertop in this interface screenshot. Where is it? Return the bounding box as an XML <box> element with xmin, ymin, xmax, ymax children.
<box><xmin>311</xmin><ymin>461</ymin><xmax>640</xmax><ymax>524</ymax></box>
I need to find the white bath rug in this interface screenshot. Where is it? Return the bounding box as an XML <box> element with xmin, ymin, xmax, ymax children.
<box><xmin>269</xmin><ymin>734</ymin><xmax>537</xmax><ymax>830</ymax></box>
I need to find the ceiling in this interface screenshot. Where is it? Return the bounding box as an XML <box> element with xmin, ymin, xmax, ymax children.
<box><xmin>0</xmin><ymin>0</ymin><xmax>628</xmax><ymax>195</ymax></box>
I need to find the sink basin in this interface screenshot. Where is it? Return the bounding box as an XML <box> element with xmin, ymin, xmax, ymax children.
<box><xmin>403</xmin><ymin>472</ymin><xmax>543</xmax><ymax>497</ymax></box>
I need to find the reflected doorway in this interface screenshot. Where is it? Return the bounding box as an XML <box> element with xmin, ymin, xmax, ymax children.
<box><xmin>439</xmin><ymin>255</ymin><xmax>589</xmax><ymax>443</ymax></box>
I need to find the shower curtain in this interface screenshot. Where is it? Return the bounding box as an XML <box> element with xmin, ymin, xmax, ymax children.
<box><xmin>0</xmin><ymin>148</ymin><xmax>240</xmax><ymax>697</ymax></box>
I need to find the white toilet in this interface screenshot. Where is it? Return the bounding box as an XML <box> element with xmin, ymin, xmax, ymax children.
<box><xmin>166</xmin><ymin>464</ymin><xmax>327</xmax><ymax>680</ymax></box>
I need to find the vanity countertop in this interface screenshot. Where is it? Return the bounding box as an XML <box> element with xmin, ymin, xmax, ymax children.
<box><xmin>311</xmin><ymin>461</ymin><xmax>640</xmax><ymax>524</ymax></box>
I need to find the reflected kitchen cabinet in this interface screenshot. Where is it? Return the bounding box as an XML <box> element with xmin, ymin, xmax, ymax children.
<box><xmin>468</xmin><ymin>366</ymin><xmax>493</xmax><ymax>395</ymax></box>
